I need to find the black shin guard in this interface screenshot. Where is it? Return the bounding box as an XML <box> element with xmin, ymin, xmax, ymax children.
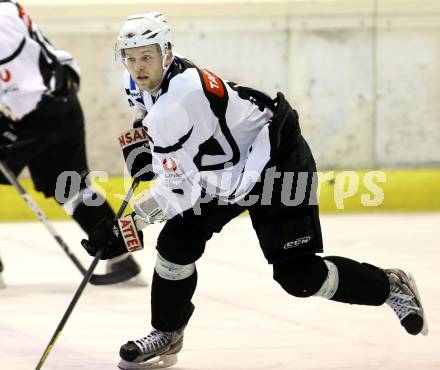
<box><xmin>151</xmin><ymin>269</ymin><xmax>198</xmax><ymax>332</ymax></box>
<box><xmin>71</xmin><ymin>198</ymin><xmax>115</xmax><ymax>235</ymax></box>
<box><xmin>324</xmin><ymin>256</ymin><xmax>390</xmax><ymax>306</ymax></box>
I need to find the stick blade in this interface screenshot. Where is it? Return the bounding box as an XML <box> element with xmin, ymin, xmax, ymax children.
<box><xmin>89</xmin><ymin>267</ymin><xmax>141</xmax><ymax>285</ymax></box>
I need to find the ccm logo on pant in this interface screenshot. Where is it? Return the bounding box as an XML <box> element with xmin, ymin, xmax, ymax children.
<box><xmin>118</xmin><ymin>216</ymin><xmax>143</xmax><ymax>253</ymax></box>
<box><xmin>283</xmin><ymin>236</ymin><xmax>311</xmax><ymax>249</ymax></box>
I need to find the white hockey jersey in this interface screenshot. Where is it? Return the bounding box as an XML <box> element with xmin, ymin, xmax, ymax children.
<box><xmin>0</xmin><ymin>0</ymin><xmax>80</xmax><ymax>120</ymax></box>
<box><xmin>124</xmin><ymin>56</ymin><xmax>273</xmax><ymax>219</ymax></box>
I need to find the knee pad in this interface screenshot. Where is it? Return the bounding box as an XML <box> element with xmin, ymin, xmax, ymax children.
<box><xmin>156</xmin><ymin>218</ymin><xmax>210</xmax><ymax>265</ymax></box>
<box><xmin>273</xmin><ymin>255</ymin><xmax>328</xmax><ymax>297</ymax></box>
<box><xmin>155</xmin><ymin>253</ymin><xmax>196</xmax><ymax>281</ymax></box>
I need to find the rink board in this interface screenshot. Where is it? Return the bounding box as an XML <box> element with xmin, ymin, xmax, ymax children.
<box><xmin>0</xmin><ymin>169</ymin><xmax>439</xmax><ymax>221</ymax></box>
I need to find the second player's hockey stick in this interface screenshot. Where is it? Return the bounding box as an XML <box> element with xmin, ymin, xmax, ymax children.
<box><xmin>35</xmin><ymin>179</ymin><xmax>140</xmax><ymax>370</ymax></box>
<box><xmin>0</xmin><ymin>159</ymin><xmax>137</xmax><ymax>285</ymax></box>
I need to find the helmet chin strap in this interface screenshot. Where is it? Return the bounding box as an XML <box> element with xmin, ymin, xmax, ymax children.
<box><xmin>152</xmin><ymin>52</ymin><xmax>174</xmax><ymax>96</ymax></box>
<box><xmin>162</xmin><ymin>51</ymin><xmax>172</xmax><ymax>70</ymax></box>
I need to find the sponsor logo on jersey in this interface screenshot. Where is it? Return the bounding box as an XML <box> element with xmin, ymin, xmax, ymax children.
<box><xmin>163</xmin><ymin>159</ymin><xmax>184</xmax><ymax>188</ymax></box>
<box><xmin>0</xmin><ymin>69</ymin><xmax>11</xmax><ymax>83</ymax></box>
<box><xmin>117</xmin><ymin>216</ymin><xmax>143</xmax><ymax>253</ymax></box>
<box><xmin>162</xmin><ymin>158</ymin><xmax>178</xmax><ymax>173</ymax></box>
<box><xmin>283</xmin><ymin>236</ymin><xmax>311</xmax><ymax>249</ymax></box>
<box><xmin>197</xmin><ymin>67</ymin><xmax>224</xmax><ymax>98</ymax></box>
<box><xmin>118</xmin><ymin>127</ymin><xmax>149</xmax><ymax>148</ymax></box>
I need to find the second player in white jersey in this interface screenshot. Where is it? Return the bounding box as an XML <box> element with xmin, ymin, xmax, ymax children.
<box><xmin>0</xmin><ymin>0</ymin><xmax>144</xmax><ymax>286</ymax></box>
<box><xmin>0</xmin><ymin>0</ymin><xmax>80</xmax><ymax>120</ymax></box>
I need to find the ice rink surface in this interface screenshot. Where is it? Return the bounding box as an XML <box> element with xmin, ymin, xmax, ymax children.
<box><xmin>0</xmin><ymin>213</ymin><xmax>439</xmax><ymax>370</ymax></box>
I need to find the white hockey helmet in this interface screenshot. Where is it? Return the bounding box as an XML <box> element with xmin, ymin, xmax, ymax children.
<box><xmin>115</xmin><ymin>11</ymin><xmax>172</xmax><ymax>62</ymax></box>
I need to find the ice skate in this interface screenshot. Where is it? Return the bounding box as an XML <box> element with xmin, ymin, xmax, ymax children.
<box><xmin>118</xmin><ymin>304</ymin><xmax>194</xmax><ymax>369</ymax></box>
<box><xmin>385</xmin><ymin>268</ymin><xmax>428</xmax><ymax>336</ymax></box>
<box><xmin>106</xmin><ymin>254</ymin><xmax>148</xmax><ymax>287</ymax></box>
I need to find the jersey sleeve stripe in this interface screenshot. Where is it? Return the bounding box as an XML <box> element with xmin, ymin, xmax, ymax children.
<box><xmin>153</xmin><ymin>126</ymin><xmax>193</xmax><ymax>154</ymax></box>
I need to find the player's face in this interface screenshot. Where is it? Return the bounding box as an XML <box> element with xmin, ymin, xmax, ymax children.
<box><xmin>123</xmin><ymin>45</ymin><xmax>170</xmax><ymax>93</ymax></box>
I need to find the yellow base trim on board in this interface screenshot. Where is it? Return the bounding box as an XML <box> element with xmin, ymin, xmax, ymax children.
<box><xmin>316</xmin><ymin>169</ymin><xmax>440</xmax><ymax>213</ymax></box>
<box><xmin>0</xmin><ymin>169</ymin><xmax>439</xmax><ymax>221</ymax></box>
<box><xmin>0</xmin><ymin>178</ymin><xmax>152</xmax><ymax>221</ymax></box>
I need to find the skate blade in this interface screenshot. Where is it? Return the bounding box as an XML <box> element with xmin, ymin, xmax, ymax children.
<box><xmin>118</xmin><ymin>354</ymin><xmax>177</xmax><ymax>369</ymax></box>
<box><xmin>407</xmin><ymin>272</ymin><xmax>429</xmax><ymax>336</ymax></box>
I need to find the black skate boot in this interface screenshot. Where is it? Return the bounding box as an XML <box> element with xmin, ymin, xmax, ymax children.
<box><xmin>385</xmin><ymin>268</ymin><xmax>428</xmax><ymax>335</ymax></box>
<box><xmin>118</xmin><ymin>303</ymin><xmax>195</xmax><ymax>369</ymax></box>
<box><xmin>106</xmin><ymin>254</ymin><xmax>148</xmax><ymax>287</ymax></box>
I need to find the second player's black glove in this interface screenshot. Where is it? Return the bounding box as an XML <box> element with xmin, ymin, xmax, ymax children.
<box><xmin>81</xmin><ymin>214</ymin><xmax>144</xmax><ymax>260</ymax></box>
<box><xmin>51</xmin><ymin>64</ymin><xmax>80</xmax><ymax>100</ymax></box>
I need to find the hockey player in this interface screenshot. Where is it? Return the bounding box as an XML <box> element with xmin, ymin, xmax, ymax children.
<box><xmin>0</xmin><ymin>0</ymin><xmax>144</xmax><ymax>284</ymax></box>
<box><xmin>82</xmin><ymin>12</ymin><xmax>428</xmax><ymax>369</ymax></box>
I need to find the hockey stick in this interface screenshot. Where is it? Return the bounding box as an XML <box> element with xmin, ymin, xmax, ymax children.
<box><xmin>35</xmin><ymin>179</ymin><xmax>140</xmax><ymax>370</ymax></box>
<box><xmin>0</xmin><ymin>159</ymin><xmax>137</xmax><ymax>285</ymax></box>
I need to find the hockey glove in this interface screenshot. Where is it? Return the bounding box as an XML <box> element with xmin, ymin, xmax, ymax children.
<box><xmin>119</xmin><ymin>127</ymin><xmax>155</xmax><ymax>181</ymax></box>
<box><xmin>50</xmin><ymin>64</ymin><xmax>80</xmax><ymax>100</ymax></box>
<box><xmin>81</xmin><ymin>214</ymin><xmax>144</xmax><ymax>260</ymax></box>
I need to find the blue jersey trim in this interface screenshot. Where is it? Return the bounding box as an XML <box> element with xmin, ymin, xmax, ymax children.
<box><xmin>130</xmin><ymin>76</ymin><xmax>136</xmax><ymax>90</ymax></box>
